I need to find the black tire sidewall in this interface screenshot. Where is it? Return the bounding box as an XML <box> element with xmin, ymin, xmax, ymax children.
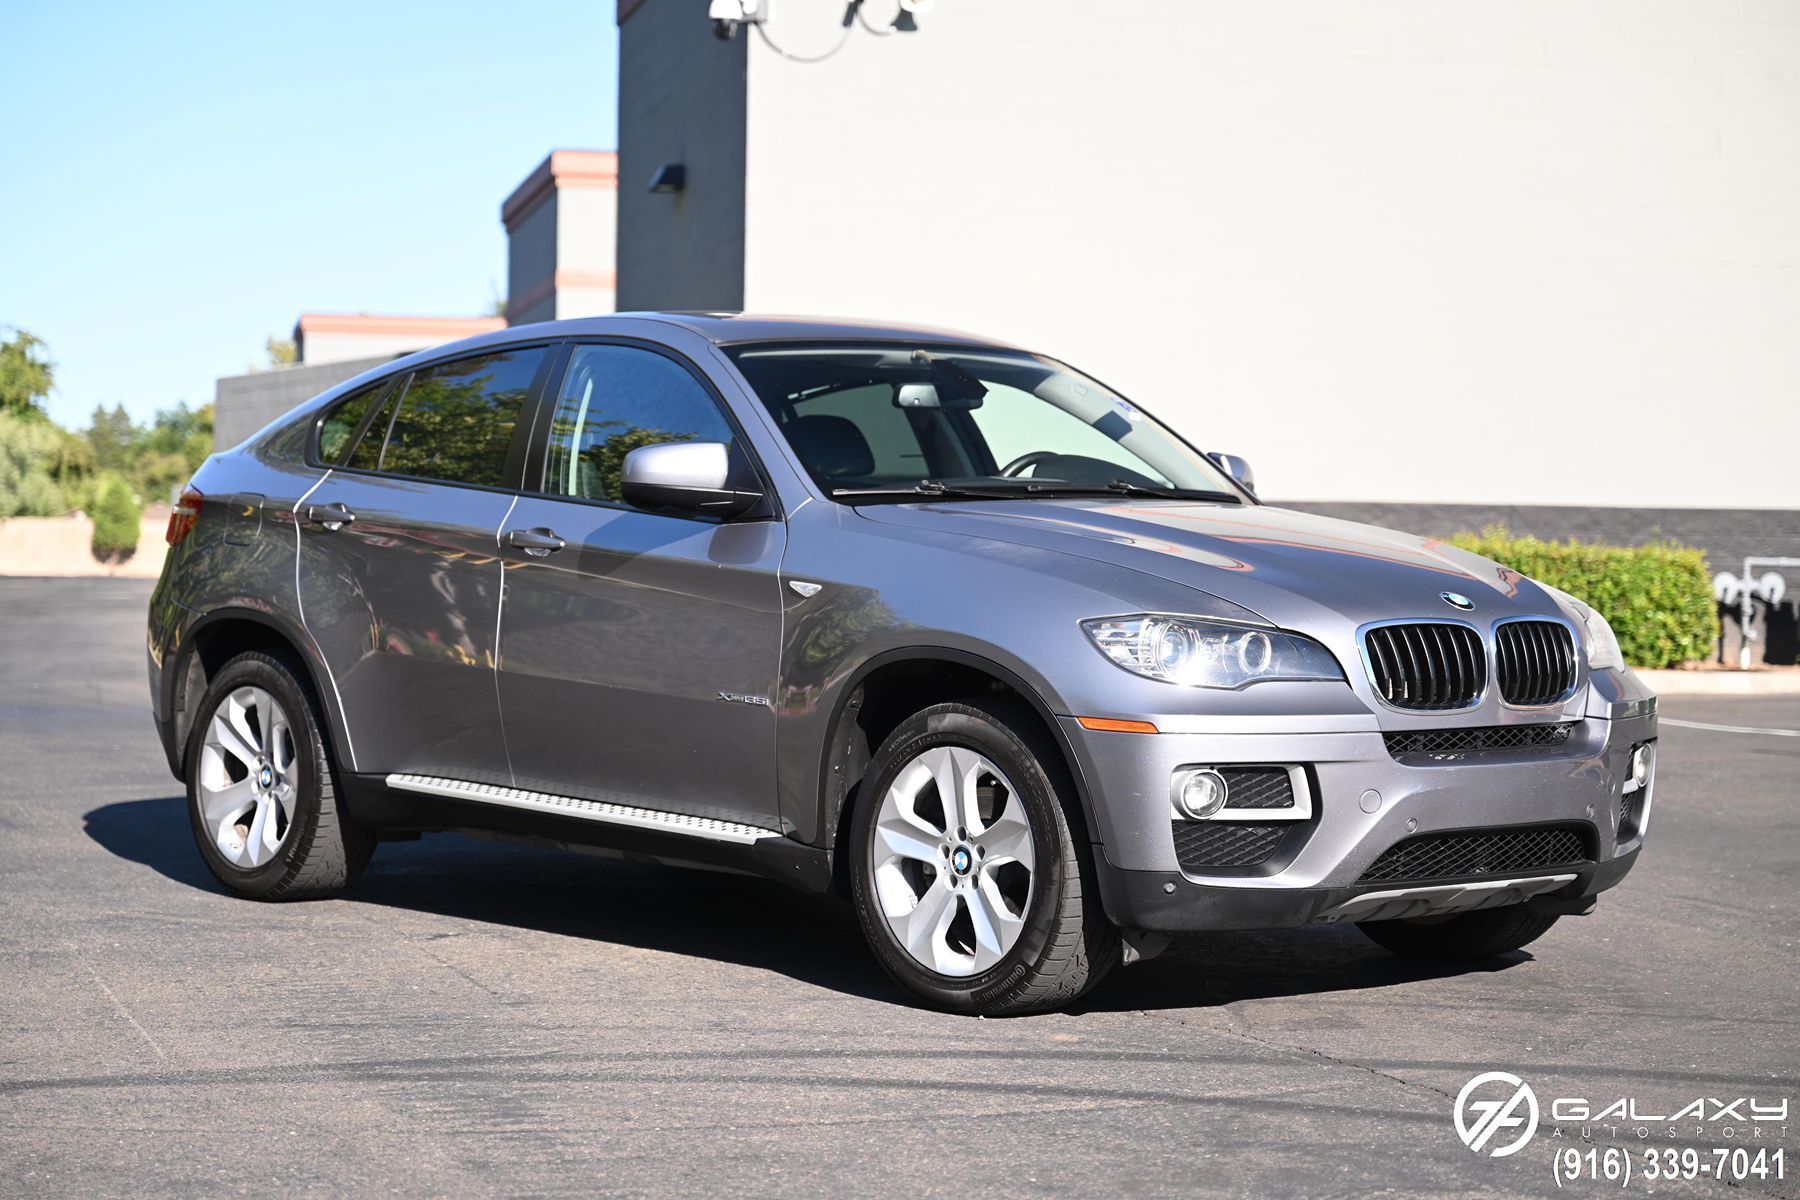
<box><xmin>850</xmin><ymin>703</ymin><xmax>1074</xmax><ymax>1012</ymax></box>
<box><xmin>184</xmin><ymin>654</ymin><xmax>327</xmax><ymax>896</ymax></box>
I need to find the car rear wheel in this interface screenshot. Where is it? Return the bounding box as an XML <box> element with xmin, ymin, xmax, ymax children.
<box><xmin>849</xmin><ymin>698</ymin><xmax>1119</xmax><ymax>1015</ymax></box>
<box><xmin>1356</xmin><ymin>905</ymin><xmax>1559</xmax><ymax>960</ymax></box>
<box><xmin>185</xmin><ymin>650</ymin><xmax>373</xmax><ymax>900</ymax></box>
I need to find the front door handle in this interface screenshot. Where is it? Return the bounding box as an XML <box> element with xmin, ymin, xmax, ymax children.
<box><xmin>304</xmin><ymin>502</ymin><xmax>357</xmax><ymax>531</ymax></box>
<box><xmin>506</xmin><ymin>527</ymin><xmax>566</xmax><ymax>557</ymax></box>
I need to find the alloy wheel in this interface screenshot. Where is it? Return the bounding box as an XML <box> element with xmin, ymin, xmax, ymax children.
<box><xmin>197</xmin><ymin>685</ymin><xmax>297</xmax><ymax>869</ymax></box>
<box><xmin>872</xmin><ymin>745</ymin><xmax>1036</xmax><ymax>976</ymax></box>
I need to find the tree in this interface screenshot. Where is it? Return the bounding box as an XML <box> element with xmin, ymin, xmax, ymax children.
<box><xmin>88</xmin><ymin>471</ymin><xmax>141</xmax><ymax>563</ymax></box>
<box><xmin>0</xmin><ymin>329</ymin><xmax>54</xmax><ymax>418</ymax></box>
<box><xmin>0</xmin><ymin>411</ymin><xmax>69</xmax><ymax>517</ymax></box>
<box><xmin>265</xmin><ymin>336</ymin><xmax>297</xmax><ymax>367</ymax></box>
<box><xmin>85</xmin><ymin>404</ymin><xmax>141</xmax><ymax>474</ymax></box>
<box><xmin>139</xmin><ymin>401</ymin><xmax>213</xmax><ymax>497</ymax></box>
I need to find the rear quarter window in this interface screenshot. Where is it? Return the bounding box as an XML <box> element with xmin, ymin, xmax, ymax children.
<box><xmin>315</xmin><ymin>379</ymin><xmax>394</xmax><ymax>465</ymax></box>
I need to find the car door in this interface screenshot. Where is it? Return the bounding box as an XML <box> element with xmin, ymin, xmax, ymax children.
<box><xmin>495</xmin><ymin>341</ymin><xmax>785</xmax><ymax>828</ymax></box>
<box><xmin>297</xmin><ymin>344</ymin><xmax>555</xmax><ymax>785</ymax></box>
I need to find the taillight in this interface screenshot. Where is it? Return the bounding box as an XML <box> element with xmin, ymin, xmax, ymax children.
<box><xmin>166</xmin><ymin>486</ymin><xmax>203</xmax><ymax>545</ymax></box>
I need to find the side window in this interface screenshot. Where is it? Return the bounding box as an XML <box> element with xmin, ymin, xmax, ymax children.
<box><xmin>316</xmin><ymin>378</ymin><xmax>392</xmax><ymax>465</ymax></box>
<box><xmin>380</xmin><ymin>348</ymin><xmax>546</xmax><ymax>487</ymax></box>
<box><xmin>345</xmin><ymin>380</ymin><xmax>401</xmax><ymax>472</ymax></box>
<box><xmin>542</xmin><ymin>345</ymin><xmax>738</xmax><ymax>503</ymax></box>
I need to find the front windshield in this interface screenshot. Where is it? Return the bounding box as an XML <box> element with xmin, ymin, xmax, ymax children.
<box><xmin>727</xmin><ymin>343</ymin><xmax>1243</xmax><ymax>503</ymax></box>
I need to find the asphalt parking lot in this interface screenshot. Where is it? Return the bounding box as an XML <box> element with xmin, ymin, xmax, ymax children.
<box><xmin>2</xmin><ymin>577</ymin><xmax>1795</xmax><ymax>1198</ymax></box>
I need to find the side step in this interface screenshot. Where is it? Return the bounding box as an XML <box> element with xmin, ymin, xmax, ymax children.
<box><xmin>384</xmin><ymin>773</ymin><xmax>780</xmax><ymax>845</ymax></box>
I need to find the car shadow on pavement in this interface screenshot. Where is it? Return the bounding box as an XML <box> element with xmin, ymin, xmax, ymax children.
<box><xmin>87</xmin><ymin>795</ymin><xmax>1524</xmax><ymax>1012</ymax></box>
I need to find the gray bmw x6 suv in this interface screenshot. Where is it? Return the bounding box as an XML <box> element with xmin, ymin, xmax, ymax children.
<box><xmin>149</xmin><ymin>313</ymin><xmax>1656</xmax><ymax>1014</ymax></box>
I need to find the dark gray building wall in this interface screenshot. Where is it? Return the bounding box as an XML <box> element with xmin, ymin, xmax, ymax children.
<box><xmin>213</xmin><ymin>356</ymin><xmax>395</xmax><ymax>450</ymax></box>
<box><xmin>1282</xmin><ymin>501</ymin><xmax>1800</xmax><ymax>665</ymax></box>
<box><xmin>1278</xmin><ymin>502</ymin><xmax>1800</xmax><ymax>579</ymax></box>
<box><xmin>617</xmin><ymin>3</ymin><xmax>746</xmax><ymax>311</ymax></box>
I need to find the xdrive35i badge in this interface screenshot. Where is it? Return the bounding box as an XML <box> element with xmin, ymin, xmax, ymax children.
<box><xmin>1440</xmin><ymin>591</ymin><xmax>1475</xmax><ymax>610</ymax></box>
<box><xmin>717</xmin><ymin>691</ymin><xmax>771</xmax><ymax>707</ymax></box>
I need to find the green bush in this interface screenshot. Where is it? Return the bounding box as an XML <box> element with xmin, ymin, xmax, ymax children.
<box><xmin>0</xmin><ymin>410</ymin><xmax>70</xmax><ymax>517</ymax></box>
<box><xmin>88</xmin><ymin>471</ymin><xmax>142</xmax><ymax>564</ymax></box>
<box><xmin>1450</xmin><ymin>527</ymin><xmax>1718</xmax><ymax>669</ymax></box>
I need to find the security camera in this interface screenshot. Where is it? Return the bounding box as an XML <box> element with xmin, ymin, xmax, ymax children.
<box><xmin>709</xmin><ymin>0</ymin><xmax>772</xmax><ymax>38</ymax></box>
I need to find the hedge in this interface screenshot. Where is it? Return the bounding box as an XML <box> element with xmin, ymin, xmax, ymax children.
<box><xmin>1449</xmin><ymin>527</ymin><xmax>1718</xmax><ymax>669</ymax></box>
<box><xmin>89</xmin><ymin>471</ymin><xmax>142</xmax><ymax>564</ymax></box>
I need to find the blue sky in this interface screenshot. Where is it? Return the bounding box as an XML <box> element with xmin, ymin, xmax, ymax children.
<box><xmin>0</xmin><ymin>0</ymin><xmax>619</xmax><ymax>428</ymax></box>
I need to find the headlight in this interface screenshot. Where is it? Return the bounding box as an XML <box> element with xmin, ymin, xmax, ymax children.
<box><xmin>1539</xmin><ymin>584</ymin><xmax>1624</xmax><ymax>672</ymax></box>
<box><xmin>1081</xmin><ymin>615</ymin><xmax>1344</xmax><ymax>689</ymax></box>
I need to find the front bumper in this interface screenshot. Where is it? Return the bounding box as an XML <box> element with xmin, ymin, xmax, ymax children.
<box><xmin>1061</xmin><ymin>678</ymin><xmax>1656</xmax><ymax>933</ymax></box>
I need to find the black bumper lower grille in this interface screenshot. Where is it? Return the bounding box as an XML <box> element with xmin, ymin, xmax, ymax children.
<box><xmin>1384</xmin><ymin>723</ymin><xmax>1575</xmax><ymax>757</ymax></box>
<box><xmin>1358</xmin><ymin>824</ymin><xmax>1592</xmax><ymax>883</ymax></box>
<box><xmin>1217</xmin><ymin>767</ymin><xmax>1294</xmax><ymax>809</ymax></box>
<box><xmin>1173</xmin><ymin>822</ymin><xmax>1288</xmax><ymax>870</ymax></box>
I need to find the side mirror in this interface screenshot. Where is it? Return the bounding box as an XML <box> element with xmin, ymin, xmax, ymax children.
<box><xmin>1209</xmin><ymin>452</ymin><xmax>1257</xmax><ymax>495</ymax></box>
<box><xmin>620</xmin><ymin>442</ymin><xmax>763</xmax><ymax>518</ymax></box>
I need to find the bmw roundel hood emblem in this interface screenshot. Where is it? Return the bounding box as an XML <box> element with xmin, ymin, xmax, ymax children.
<box><xmin>1440</xmin><ymin>591</ymin><xmax>1475</xmax><ymax>611</ymax></box>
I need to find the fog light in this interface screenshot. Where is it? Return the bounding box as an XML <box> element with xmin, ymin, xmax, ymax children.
<box><xmin>1625</xmin><ymin>743</ymin><xmax>1652</xmax><ymax>794</ymax></box>
<box><xmin>1176</xmin><ymin>769</ymin><xmax>1229</xmax><ymax>820</ymax></box>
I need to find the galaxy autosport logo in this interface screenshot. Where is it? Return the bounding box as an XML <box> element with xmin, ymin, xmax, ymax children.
<box><xmin>1456</xmin><ymin>1071</ymin><xmax>1540</xmax><ymax>1157</ymax></box>
<box><xmin>1453</xmin><ymin>1071</ymin><xmax>1790</xmax><ymax>1159</ymax></box>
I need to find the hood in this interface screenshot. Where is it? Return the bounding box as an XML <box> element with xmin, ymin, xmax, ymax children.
<box><xmin>857</xmin><ymin>498</ymin><xmax>1559</xmax><ymax>633</ymax></box>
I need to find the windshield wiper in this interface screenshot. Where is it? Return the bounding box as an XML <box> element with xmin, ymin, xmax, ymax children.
<box><xmin>1020</xmin><ymin>479</ymin><xmax>1242</xmax><ymax>503</ymax></box>
<box><xmin>831</xmin><ymin>480</ymin><xmax>1028</xmax><ymax>501</ymax></box>
<box><xmin>830</xmin><ymin>479</ymin><xmax>1242</xmax><ymax>503</ymax></box>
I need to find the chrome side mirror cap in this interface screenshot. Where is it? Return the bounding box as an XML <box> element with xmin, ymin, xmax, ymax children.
<box><xmin>620</xmin><ymin>442</ymin><xmax>763</xmax><ymax>518</ymax></box>
<box><xmin>1209</xmin><ymin>452</ymin><xmax>1256</xmax><ymax>496</ymax></box>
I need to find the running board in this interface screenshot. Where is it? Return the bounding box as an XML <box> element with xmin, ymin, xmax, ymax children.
<box><xmin>1316</xmin><ymin>873</ymin><xmax>1578</xmax><ymax>924</ymax></box>
<box><xmin>384</xmin><ymin>774</ymin><xmax>779</xmax><ymax>845</ymax></box>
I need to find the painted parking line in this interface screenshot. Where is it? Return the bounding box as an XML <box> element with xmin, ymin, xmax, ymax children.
<box><xmin>1660</xmin><ymin>718</ymin><xmax>1800</xmax><ymax>738</ymax></box>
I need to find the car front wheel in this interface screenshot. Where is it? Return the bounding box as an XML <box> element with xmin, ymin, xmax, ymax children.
<box><xmin>184</xmin><ymin>650</ymin><xmax>373</xmax><ymax>900</ymax></box>
<box><xmin>849</xmin><ymin>698</ymin><xmax>1119</xmax><ymax>1015</ymax></box>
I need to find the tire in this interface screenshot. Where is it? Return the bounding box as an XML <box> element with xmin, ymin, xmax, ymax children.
<box><xmin>1356</xmin><ymin>905</ymin><xmax>1559</xmax><ymax>960</ymax></box>
<box><xmin>184</xmin><ymin>650</ymin><xmax>374</xmax><ymax>900</ymax></box>
<box><xmin>849</xmin><ymin>698</ymin><xmax>1120</xmax><ymax>1015</ymax></box>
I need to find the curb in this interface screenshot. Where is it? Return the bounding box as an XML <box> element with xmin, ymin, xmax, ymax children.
<box><xmin>1636</xmin><ymin>669</ymin><xmax>1800</xmax><ymax>697</ymax></box>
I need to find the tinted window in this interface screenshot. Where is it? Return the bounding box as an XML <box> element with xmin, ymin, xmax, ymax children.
<box><xmin>542</xmin><ymin>345</ymin><xmax>738</xmax><ymax>503</ymax></box>
<box><xmin>729</xmin><ymin>343</ymin><xmax>1236</xmax><ymax>498</ymax></box>
<box><xmin>790</xmin><ymin>383</ymin><xmax>927</xmax><ymax>477</ymax></box>
<box><xmin>316</xmin><ymin>379</ymin><xmax>392</xmax><ymax>465</ymax></box>
<box><xmin>346</xmin><ymin>380</ymin><xmax>401</xmax><ymax>472</ymax></box>
<box><xmin>379</xmin><ymin>349</ymin><xmax>545</xmax><ymax>487</ymax></box>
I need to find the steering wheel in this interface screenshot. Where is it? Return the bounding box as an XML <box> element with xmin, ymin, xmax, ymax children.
<box><xmin>1000</xmin><ymin>450</ymin><xmax>1061</xmax><ymax>478</ymax></box>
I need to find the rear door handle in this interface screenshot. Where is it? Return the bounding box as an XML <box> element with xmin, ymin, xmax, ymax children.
<box><xmin>304</xmin><ymin>502</ymin><xmax>357</xmax><ymax>531</ymax></box>
<box><xmin>506</xmin><ymin>527</ymin><xmax>566</xmax><ymax>557</ymax></box>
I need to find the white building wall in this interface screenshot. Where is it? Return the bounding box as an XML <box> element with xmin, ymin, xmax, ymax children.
<box><xmin>555</xmin><ymin>185</ymin><xmax>619</xmax><ymax>318</ymax></box>
<box><xmin>740</xmin><ymin>0</ymin><xmax>1800</xmax><ymax>509</ymax></box>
